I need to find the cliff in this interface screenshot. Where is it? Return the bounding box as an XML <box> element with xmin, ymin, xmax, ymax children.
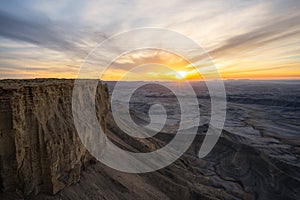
<box><xmin>0</xmin><ymin>79</ymin><xmax>110</xmax><ymax>196</ymax></box>
<box><xmin>0</xmin><ymin>79</ymin><xmax>299</xmax><ymax>200</ymax></box>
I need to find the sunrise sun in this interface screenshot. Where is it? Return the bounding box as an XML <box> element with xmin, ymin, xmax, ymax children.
<box><xmin>175</xmin><ymin>70</ymin><xmax>188</xmax><ymax>79</ymax></box>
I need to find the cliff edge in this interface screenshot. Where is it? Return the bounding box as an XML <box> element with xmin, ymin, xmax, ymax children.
<box><xmin>0</xmin><ymin>79</ymin><xmax>110</xmax><ymax>196</ymax></box>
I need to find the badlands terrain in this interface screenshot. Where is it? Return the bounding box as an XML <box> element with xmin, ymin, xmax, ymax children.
<box><xmin>0</xmin><ymin>79</ymin><xmax>299</xmax><ymax>200</ymax></box>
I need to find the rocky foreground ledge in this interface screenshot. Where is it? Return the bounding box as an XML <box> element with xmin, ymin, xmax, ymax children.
<box><xmin>0</xmin><ymin>79</ymin><xmax>110</xmax><ymax>196</ymax></box>
<box><xmin>0</xmin><ymin>79</ymin><xmax>299</xmax><ymax>200</ymax></box>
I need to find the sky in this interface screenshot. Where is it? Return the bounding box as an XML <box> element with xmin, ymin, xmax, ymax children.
<box><xmin>0</xmin><ymin>0</ymin><xmax>299</xmax><ymax>80</ymax></box>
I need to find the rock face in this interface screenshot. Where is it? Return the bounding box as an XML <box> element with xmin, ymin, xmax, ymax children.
<box><xmin>1</xmin><ymin>79</ymin><xmax>299</xmax><ymax>200</ymax></box>
<box><xmin>0</xmin><ymin>79</ymin><xmax>110</xmax><ymax>196</ymax></box>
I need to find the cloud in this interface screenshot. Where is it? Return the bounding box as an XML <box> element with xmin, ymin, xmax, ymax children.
<box><xmin>0</xmin><ymin>0</ymin><xmax>300</xmax><ymax>79</ymax></box>
<box><xmin>0</xmin><ymin>11</ymin><xmax>76</xmax><ymax>51</ymax></box>
<box><xmin>209</xmin><ymin>13</ymin><xmax>300</xmax><ymax>58</ymax></box>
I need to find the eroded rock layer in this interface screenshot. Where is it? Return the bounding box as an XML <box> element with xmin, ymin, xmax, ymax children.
<box><xmin>0</xmin><ymin>79</ymin><xmax>110</xmax><ymax>196</ymax></box>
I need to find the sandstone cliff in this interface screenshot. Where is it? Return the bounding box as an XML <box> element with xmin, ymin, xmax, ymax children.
<box><xmin>0</xmin><ymin>79</ymin><xmax>110</xmax><ymax>196</ymax></box>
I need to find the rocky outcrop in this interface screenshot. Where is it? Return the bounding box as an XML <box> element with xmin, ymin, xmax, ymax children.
<box><xmin>0</xmin><ymin>79</ymin><xmax>110</xmax><ymax>196</ymax></box>
<box><xmin>0</xmin><ymin>79</ymin><xmax>299</xmax><ymax>200</ymax></box>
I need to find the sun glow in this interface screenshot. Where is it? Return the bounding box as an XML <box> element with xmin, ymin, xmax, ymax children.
<box><xmin>175</xmin><ymin>70</ymin><xmax>188</xmax><ymax>79</ymax></box>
